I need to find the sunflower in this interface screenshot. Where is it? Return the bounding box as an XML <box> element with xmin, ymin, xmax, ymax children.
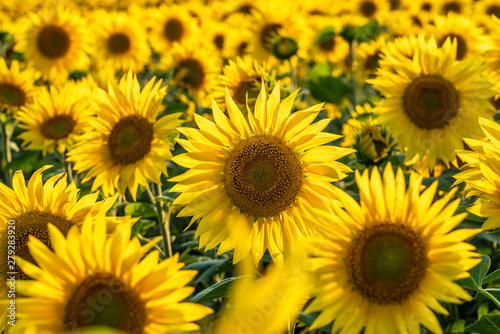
<box><xmin>249</xmin><ymin>0</ymin><xmax>303</xmax><ymax>60</ymax></box>
<box><xmin>67</xmin><ymin>72</ymin><xmax>183</xmax><ymax>200</ymax></box>
<box><xmin>480</xmin><ymin>17</ymin><xmax>500</xmax><ymax>77</ymax></box>
<box><xmin>455</xmin><ymin>118</ymin><xmax>500</xmax><ymax>230</ymax></box>
<box><xmin>369</xmin><ymin>35</ymin><xmax>495</xmax><ymax>169</ymax></box>
<box><xmin>224</xmin><ymin>20</ymin><xmax>254</xmax><ymax>59</ymax></box>
<box><xmin>11</xmin><ymin>215</ymin><xmax>213</xmax><ymax>333</ymax></box>
<box><xmin>437</xmin><ymin>0</ymin><xmax>472</xmax><ymax>16</ymax></box>
<box><xmin>16</xmin><ymin>82</ymin><xmax>94</xmax><ymax>155</ymax></box>
<box><xmin>425</xmin><ymin>13</ymin><xmax>484</xmax><ymax>61</ymax></box>
<box><xmin>353</xmin><ymin>35</ymin><xmax>387</xmax><ymax>84</ymax></box>
<box><xmin>384</xmin><ymin>10</ymin><xmax>423</xmax><ymax>39</ymax></box>
<box><xmin>308</xmin><ymin>20</ymin><xmax>350</xmax><ymax>64</ymax></box>
<box><xmin>379</xmin><ymin>35</ymin><xmax>419</xmax><ymax>72</ymax></box>
<box><xmin>0</xmin><ymin>59</ymin><xmax>38</xmax><ymax>114</ymax></box>
<box><xmin>160</xmin><ymin>41</ymin><xmax>221</xmax><ymax>107</ymax></box>
<box><xmin>305</xmin><ymin>164</ymin><xmax>480</xmax><ymax>334</ymax></box>
<box><xmin>147</xmin><ymin>4</ymin><xmax>199</xmax><ymax>53</ymax></box>
<box><xmin>16</xmin><ymin>6</ymin><xmax>90</xmax><ymax>82</ymax></box>
<box><xmin>91</xmin><ymin>11</ymin><xmax>151</xmax><ymax>73</ymax></box>
<box><xmin>213</xmin><ymin>56</ymin><xmax>274</xmax><ymax>111</ymax></box>
<box><xmin>202</xmin><ymin>18</ymin><xmax>231</xmax><ymax>57</ymax></box>
<box><xmin>0</xmin><ymin>166</ymin><xmax>127</xmax><ymax>333</ymax></box>
<box><xmin>169</xmin><ymin>83</ymin><xmax>354</xmax><ymax>266</ymax></box>
<box><xmin>409</xmin><ymin>0</ymin><xmax>438</xmax><ymax>15</ymax></box>
<box><xmin>350</xmin><ymin>0</ymin><xmax>390</xmax><ymax>22</ymax></box>
<box><xmin>474</xmin><ymin>0</ymin><xmax>500</xmax><ymax>30</ymax></box>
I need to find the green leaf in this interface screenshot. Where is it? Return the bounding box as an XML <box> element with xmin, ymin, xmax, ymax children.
<box><xmin>457</xmin><ymin>276</ymin><xmax>479</xmax><ymax>291</ymax></box>
<box><xmin>352</xmin><ymin>20</ymin><xmax>381</xmax><ymax>42</ymax></box>
<box><xmin>484</xmin><ymin>269</ymin><xmax>500</xmax><ymax>285</ymax></box>
<box><xmin>124</xmin><ymin>202</ymin><xmax>157</xmax><ymax>219</ymax></box>
<box><xmin>445</xmin><ymin>319</ymin><xmax>465</xmax><ymax>334</ymax></box>
<box><xmin>473</xmin><ymin>289</ymin><xmax>500</xmax><ymax>302</ymax></box>
<box><xmin>455</xmin><ymin>204</ymin><xmax>487</xmax><ymax>222</ymax></box>
<box><xmin>308</xmin><ymin>63</ymin><xmax>350</xmax><ymax>105</ymax></box>
<box><xmin>131</xmin><ymin>219</ymin><xmax>143</xmax><ymax>237</ymax></box>
<box><xmin>185</xmin><ymin>259</ymin><xmax>231</xmax><ymax>284</ymax></box>
<box><xmin>297</xmin><ymin>312</ymin><xmax>333</xmax><ymax>332</ymax></box>
<box><xmin>190</xmin><ymin>276</ymin><xmax>249</xmax><ymax>304</ymax></box>
<box><xmin>471</xmin><ymin>255</ymin><xmax>491</xmax><ymax>287</ymax></box>
<box><xmin>464</xmin><ymin>314</ymin><xmax>500</xmax><ymax>333</ymax></box>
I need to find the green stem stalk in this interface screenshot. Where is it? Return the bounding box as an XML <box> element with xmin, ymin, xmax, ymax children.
<box><xmin>153</xmin><ymin>182</ymin><xmax>172</xmax><ymax>258</ymax></box>
<box><xmin>480</xmin><ymin>288</ymin><xmax>500</xmax><ymax>310</ymax></box>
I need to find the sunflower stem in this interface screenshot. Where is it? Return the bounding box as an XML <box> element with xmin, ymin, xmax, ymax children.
<box><xmin>479</xmin><ymin>288</ymin><xmax>500</xmax><ymax>310</ymax></box>
<box><xmin>61</xmin><ymin>151</ymin><xmax>74</xmax><ymax>185</ymax></box>
<box><xmin>0</xmin><ymin>111</ymin><xmax>14</xmax><ymax>187</ymax></box>
<box><xmin>350</xmin><ymin>41</ymin><xmax>357</xmax><ymax>107</ymax></box>
<box><xmin>153</xmin><ymin>182</ymin><xmax>173</xmax><ymax>258</ymax></box>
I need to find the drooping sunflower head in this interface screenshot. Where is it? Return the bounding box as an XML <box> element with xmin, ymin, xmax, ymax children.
<box><xmin>16</xmin><ymin>6</ymin><xmax>90</xmax><ymax>82</ymax></box>
<box><xmin>214</xmin><ymin>56</ymin><xmax>274</xmax><ymax>111</ymax></box>
<box><xmin>305</xmin><ymin>164</ymin><xmax>480</xmax><ymax>334</ymax></box>
<box><xmin>425</xmin><ymin>12</ymin><xmax>484</xmax><ymax>60</ymax></box>
<box><xmin>455</xmin><ymin>117</ymin><xmax>500</xmax><ymax>230</ymax></box>
<box><xmin>160</xmin><ymin>41</ymin><xmax>221</xmax><ymax>107</ymax></box>
<box><xmin>369</xmin><ymin>35</ymin><xmax>495</xmax><ymax>169</ymax></box>
<box><xmin>91</xmin><ymin>11</ymin><xmax>151</xmax><ymax>72</ymax></box>
<box><xmin>16</xmin><ymin>81</ymin><xmax>94</xmax><ymax>155</ymax></box>
<box><xmin>0</xmin><ymin>58</ymin><xmax>38</xmax><ymax>113</ymax></box>
<box><xmin>147</xmin><ymin>4</ymin><xmax>199</xmax><ymax>53</ymax></box>
<box><xmin>353</xmin><ymin>34</ymin><xmax>387</xmax><ymax>83</ymax></box>
<box><xmin>170</xmin><ymin>83</ymin><xmax>354</xmax><ymax>266</ymax></box>
<box><xmin>12</xmin><ymin>215</ymin><xmax>212</xmax><ymax>333</ymax></box>
<box><xmin>67</xmin><ymin>72</ymin><xmax>184</xmax><ymax>200</ymax></box>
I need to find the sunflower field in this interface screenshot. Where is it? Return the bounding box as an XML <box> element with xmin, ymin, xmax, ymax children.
<box><xmin>3</xmin><ymin>0</ymin><xmax>500</xmax><ymax>333</ymax></box>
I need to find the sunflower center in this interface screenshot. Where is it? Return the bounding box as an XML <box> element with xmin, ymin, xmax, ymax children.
<box><xmin>108</xmin><ymin>115</ymin><xmax>154</xmax><ymax>165</ymax></box>
<box><xmin>0</xmin><ymin>83</ymin><xmax>26</xmax><ymax>107</ymax></box>
<box><xmin>272</xmin><ymin>36</ymin><xmax>298</xmax><ymax>60</ymax></box>
<box><xmin>364</xmin><ymin>51</ymin><xmax>381</xmax><ymax>70</ymax></box>
<box><xmin>37</xmin><ymin>25</ymin><xmax>70</xmax><ymax>58</ymax></box>
<box><xmin>347</xmin><ymin>223</ymin><xmax>427</xmax><ymax>305</ymax></box>
<box><xmin>318</xmin><ymin>36</ymin><xmax>335</xmax><ymax>52</ymax></box>
<box><xmin>40</xmin><ymin>114</ymin><xmax>76</xmax><ymax>140</ymax></box>
<box><xmin>403</xmin><ymin>75</ymin><xmax>459</xmax><ymax>129</ymax></box>
<box><xmin>237</xmin><ymin>42</ymin><xmax>249</xmax><ymax>56</ymax></box>
<box><xmin>214</xmin><ymin>34</ymin><xmax>224</xmax><ymax>50</ymax></box>
<box><xmin>237</xmin><ymin>4</ymin><xmax>253</xmax><ymax>14</ymax></box>
<box><xmin>224</xmin><ymin>135</ymin><xmax>302</xmax><ymax>218</ymax></box>
<box><xmin>438</xmin><ymin>34</ymin><xmax>467</xmax><ymax>60</ymax></box>
<box><xmin>176</xmin><ymin>58</ymin><xmax>205</xmax><ymax>89</ymax></box>
<box><xmin>487</xmin><ymin>5</ymin><xmax>500</xmax><ymax>17</ymax></box>
<box><xmin>442</xmin><ymin>1</ymin><xmax>461</xmax><ymax>13</ymax></box>
<box><xmin>108</xmin><ymin>33</ymin><xmax>131</xmax><ymax>54</ymax></box>
<box><xmin>360</xmin><ymin>1</ymin><xmax>376</xmax><ymax>17</ymax></box>
<box><xmin>1</xmin><ymin>211</ymin><xmax>73</xmax><ymax>280</ymax></box>
<box><xmin>260</xmin><ymin>23</ymin><xmax>282</xmax><ymax>50</ymax></box>
<box><xmin>164</xmin><ymin>18</ymin><xmax>184</xmax><ymax>42</ymax></box>
<box><xmin>64</xmin><ymin>273</ymin><xmax>146</xmax><ymax>333</ymax></box>
<box><xmin>233</xmin><ymin>80</ymin><xmax>261</xmax><ymax>106</ymax></box>
<box><xmin>421</xmin><ymin>3</ymin><xmax>431</xmax><ymax>11</ymax></box>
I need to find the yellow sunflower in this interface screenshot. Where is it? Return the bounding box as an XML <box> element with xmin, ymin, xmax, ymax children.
<box><xmin>16</xmin><ymin>6</ymin><xmax>90</xmax><ymax>82</ymax></box>
<box><xmin>249</xmin><ymin>0</ymin><xmax>303</xmax><ymax>60</ymax></box>
<box><xmin>369</xmin><ymin>35</ymin><xmax>495</xmax><ymax>169</ymax></box>
<box><xmin>437</xmin><ymin>0</ymin><xmax>472</xmax><ymax>16</ymax></box>
<box><xmin>305</xmin><ymin>164</ymin><xmax>480</xmax><ymax>334</ymax></box>
<box><xmin>169</xmin><ymin>83</ymin><xmax>354</xmax><ymax>266</ymax></box>
<box><xmin>16</xmin><ymin>82</ymin><xmax>94</xmax><ymax>155</ymax></box>
<box><xmin>384</xmin><ymin>10</ymin><xmax>423</xmax><ymax>39</ymax></box>
<box><xmin>350</xmin><ymin>0</ymin><xmax>390</xmax><ymax>22</ymax></box>
<box><xmin>0</xmin><ymin>166</ymin><xmax>128</xmax><ymax>333</ymax></box>
<box><xmin>308</xmin><ymin>19</ymin><xmax>350</xmax><ymax>64</ymax></box>
<box><xmin>425</xmin><ymin>13</ymin><xmax>484</xmax><ymax>61</ymax></box>
<box><xmin>11</xmin><ymin>216</ymin><xmax>213</xmax><ymax>333</ymax></box>
<box><xmin>213</xmin><ymin>56</ymin><xmax>274</xmax><ymax>111</ymax></box>
<box><xmin>409</xmin><ymin>0</ymin><xmax>438</xmax><ymax>16</ymax></box>
<box><xmin>353</xmin><ymin>35</ymin><xmax>387</xmax><ymax>84</ymax></box>
<box><xmin>91</xmin><ymin>11</ymin><xmax>151</xmax><ymax>73</ymax></box>
<box><xmin>0</xmin><ymin>59</ymin><xmax>38</xmax><ymax>113</ymax></box>
<box><xmin>160</xmin><ymin>41</ymin><xmax>221</xmax><ymax>107</ymax></box>
<box><xmin>474</xmin><ymin>0</ymin><xmax>500</xmax><ymax>30</ymax></box>
<box><xmin>455</xmin><ymin>117</ymin><xmax>500</xmax><ymax>230</ymax></box>
<box><xmin>147</xmin><ymin>4</ymin><xmax>199</xmax><ymax>53</ymax></box>
<box><xmin>480</xmin><ymin>17</ymin><xmax>500</xmax><ymax>77</ymax></box>
<box><xmin>67</xmin><ymin>72</ymin><xmax>183</xmax><ymax>200</ymax></box>
<box><xmin>202</xmin><ymin>18</ymin><xmax>231</xmax><ymax>58</ymax></box>
<box><xmin>224</xmin><ymin>24</ymin><xmax>254</xmax><ymax>59</ymax></box>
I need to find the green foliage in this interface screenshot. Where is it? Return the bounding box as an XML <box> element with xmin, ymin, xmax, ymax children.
<box><xmin>308</xmin><ymin>63</ymin><xmax>350</xmax><ymax>105</ymax></box>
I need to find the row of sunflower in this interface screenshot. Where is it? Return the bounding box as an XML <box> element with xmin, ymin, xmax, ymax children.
<box><xmin>1</xmin><ymin>0</ymin><xmax>500</xmax><ymax>333</ymax></box>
